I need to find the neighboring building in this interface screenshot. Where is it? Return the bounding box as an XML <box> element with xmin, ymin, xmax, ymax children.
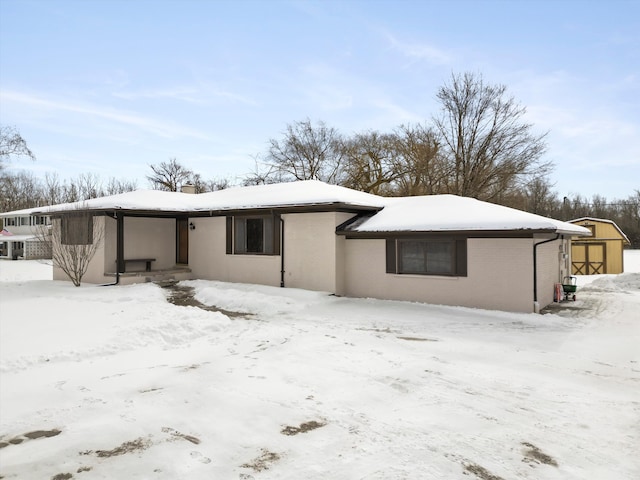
<box><xmin>18</xmin><ymin>181</ymin><xmax>589</xmax><ymax>313</ymax></box>
<box><xmin>568</xmin><ymin>217</ymin><xmax>631</xmax><ymax>275</ymax></box>
<box><xmin>0</xmin><ymin>207</ymin><xmax>51</xmax><ymax>260</ymax></box>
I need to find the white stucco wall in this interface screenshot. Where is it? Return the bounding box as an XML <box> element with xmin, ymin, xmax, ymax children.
<box><xmin>341</xmin><ymin>237</ymin><xmax>545</xmax><ymax>313</ymax></box>
<box><xmin>121</xmin><ymin>217</ymin><xmax>176</xmax><ymax>270</ymax></box>
<box><xmin>188</xmin><ymin>216</ymin><xmax>281</xmax><ymax>287</ymax></box>
<box><xmin>534</xmin><ymin>236</ymin><xmax>568</xmax><ymax>308</ymax></box>
<box><xmin>188</xmin><ymin>212</ymin><xmax>354</xmax><ymax>292</ymax></box>
<box><xmin>49</xmin><ymin>210</ymin><xmax>569</xmax><ymax>312</ymax></box>
<box><xmin>282</xmin><ymin>212</ymin><xmax>353</xmax><ymax>292</ymax></box>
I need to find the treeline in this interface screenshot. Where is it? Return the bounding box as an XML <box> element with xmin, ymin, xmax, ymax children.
<box><xmin>550</xmin><ymin>192</ymin><xmax>640</xmax><ymax>248</ymax></box>
<box><xmin>0</xmin><ymin>171</ymin><xmax>138</xmax><ymax>212</ymax></box>
<box><xmin>3</xmin><ymin>160</ymin><xmax>637</xmax><ymax>248</ymax></box>
<box><xmin>1</xmin><ymin>72</ymin><xmax>638</xmax><ymax>246</ymax></box>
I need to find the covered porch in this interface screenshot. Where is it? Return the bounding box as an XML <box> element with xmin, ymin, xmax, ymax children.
<box><xmin>101</xmin><ymin>211</ymin><xmax>194</xmax><ymax>285</ymax></box>
<box><xmin>0</xmin><ymin>235</ymin><xmax>29</xmax><ymax>260</ymax></box>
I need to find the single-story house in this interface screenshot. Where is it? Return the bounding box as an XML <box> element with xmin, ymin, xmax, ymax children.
<box><xmin>0</xmin><ymin>207</ymin><xmax>51</xmax><ymax>260</ymax></box>
<box><xmin>568</xmin><ymin>217</ymin><xmax>630</xmax><ymax>275</ymax></box>
<box><xmin>15</xmin><ymin>180</ymin><xmax>590</xmax><ymax>313</ymax></box>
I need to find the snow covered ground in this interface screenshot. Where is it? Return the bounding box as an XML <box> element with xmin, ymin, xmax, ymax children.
<box><xmin>1</xmin><ymin>252</ymin><xmax>639</xmax><ymax>480</ymax></box>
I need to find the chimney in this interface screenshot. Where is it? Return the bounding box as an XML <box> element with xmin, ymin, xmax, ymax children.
<box><xmin>181</xmin><ymin>184</ymin><xmax>197</xmax><ymax>194</ymax></box>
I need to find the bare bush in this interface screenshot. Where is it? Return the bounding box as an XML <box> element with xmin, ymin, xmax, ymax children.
<box><xmin>37</xmin><ymin>208</ymin><xmax>103</xmax><ymax>287</ymax></box>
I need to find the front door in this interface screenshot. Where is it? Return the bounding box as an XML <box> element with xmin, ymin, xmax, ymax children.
<box><xmin>177</xmin><ymin>218</ymin><xmax>189</xmax><ymax>264</ymax></box>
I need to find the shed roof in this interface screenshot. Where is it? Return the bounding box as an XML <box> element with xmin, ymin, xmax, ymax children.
<box><xmin>569</xmin><ymin>217</ymin><xmax>631</xmax><ymax>244</ymax></box>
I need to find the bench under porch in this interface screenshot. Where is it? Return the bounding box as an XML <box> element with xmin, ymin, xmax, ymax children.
<box><xmin>116</xmin><ymin>258</ymin><xmax>156</xmax><ymax>272</ymax></box>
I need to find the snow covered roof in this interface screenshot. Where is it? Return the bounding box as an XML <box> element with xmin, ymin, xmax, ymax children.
<box><xmin>568</xmin><ymin>217</ymin><xmax>631</xmax><ymax>244</ymax></box>
<box><xmin>20</xmin><ymin>181</ymin><xmax>386</xmax><ymax>215</ymax></box>
<box><xmin>3</xmin><ymin>181</ymin><xmax>590</xmax><ymax>236</ymax></box>
<box><xmin>191</xmin><ymin>181</ymin><xmax>386</xmax><ymax>212</ymax></box>
<box><xmin>0</xmin><ymin>205</ymin><xmax>51</xmax><ymax>217</ymax></box>
<box><xmin>0</xmin><ymin>233</ymin><xmax>38</xmax><ymax>242</ymax></box>
<box><xmin>341</xmin><ymin>195</ymin><xmax>591</xmax><ymax>236</ymax></box>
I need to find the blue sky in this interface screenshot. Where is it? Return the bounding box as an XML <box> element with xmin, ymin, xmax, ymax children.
<box><xmin>1</xmin><ymin>0</ymin><xmax>638</xmax><ymax>200</ymax></box>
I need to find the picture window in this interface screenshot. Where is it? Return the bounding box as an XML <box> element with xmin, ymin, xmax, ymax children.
<box><xmin>386</xmin><ymin>237</ymin><xmax>467</xmax><ymax>276</ymax></box>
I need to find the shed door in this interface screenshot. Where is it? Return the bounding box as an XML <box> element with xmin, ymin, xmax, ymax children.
<box><xmin>572</xmin><ymin>242</ymin><xmax>606</xmax><ymax>275</ymax></box>
<box><xmin>177</xmin><ymin>218</ymin><xmax>189</xmax><ymax>264</ymax></box>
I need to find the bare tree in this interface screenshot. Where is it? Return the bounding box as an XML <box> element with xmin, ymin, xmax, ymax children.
<box><xmin>392</xmin><ymin>123</ymin><xmax>445</xmax><ymax>196</ymax></box>
<box><xmin>202</xmin><ymin>176</ymin><xmax>233</xmax><ymax>192</ymax></box>
<box><xmin>37</xmin><ymin>208</ymin><xmax>104</xmax><ymax>287</ymax></box>
<box><xmin>147</xmin><ymin>158</ymin><xmax>193</xmax><ymax>191</ymax></box>
<box><xmin>243</xmin><ymin>157</ymin><xmax>288</xmax><ymax>186</ymax></box>
<box><xmin>261</xmin><ymin>119</ymin><xmax>346</xmax><ymax>184</ymax></box>
<box><xmin>341</xmin><ymin>131</ymin><xmax>401</xmax><ymax>194</ymax></box>
<box><xmin>43</xmin><ymin>172</ymin><xmax>63</xmax><ymax>205</ymax></box>
<box><xmin>433</xmin><ymin>72</ymin><xmax>550</xmax><ymax>201</ymax></box>
<box><xmin>104</xmin><ymin>177</ymin><xmax>138</xmax><ymax>196</ymax></box>
<box><xmin>74</xmin><ymin>173</ymin><xmax>102</xmax><ymax>199</ymax></box>
<box><xmin>0</xmin><ymin>125</ymin><xmax>36</xmax><ymax>170</ymax></box>
<box><xmin>0</xmin><ymin>171</ymin><xmax>43</xmax><ymax>211</ymax></box>
<box><xmin>618</xmin><ymin>190</ymin><xmax>640</xmax><ymax>247</ymax></box>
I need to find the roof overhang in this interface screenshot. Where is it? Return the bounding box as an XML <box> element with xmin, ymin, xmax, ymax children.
<box><xmin>337</xmin><ymin>229</ymin><xmax>566</xmax><ymax>239</ymax></box>
<box><xmin>45</xmin><ymin>202</ymin><xmax>381</xmax><ymax>219</ymax></box>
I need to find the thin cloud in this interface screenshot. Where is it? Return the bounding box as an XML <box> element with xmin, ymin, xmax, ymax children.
<box><xmin>0</xmin><ymin>90</ymin><xmax>209</xmax><ymax>140</ymax></box>
<box><xmin>385</xmin><ymin>32</ymin><xmax>451</xmax><ymax>65</ymax></box>
<box><xmin>297</xmin><ymin>63</ymin><xmax>356</xmax><ymax>111</ymax></box>
<box><xmin>112</xmin><ymin>87</ymin><xmax>202</xmax><ymax>103</ymax></box>
<box><xmin>112</xmin><ymin>84</ymin><xmax>258</xmax><ymax>106</ymax></box>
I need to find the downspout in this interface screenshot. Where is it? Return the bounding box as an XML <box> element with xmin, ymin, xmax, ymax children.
<box><xmin>280</xmin><ymin>216</ymin><xmax>285</xmax><ymax>288</ymax></box>
<box><xmin>532</xmin><ymin>233</ymin><xmax>560</xmax><ymax>312</ymax></box>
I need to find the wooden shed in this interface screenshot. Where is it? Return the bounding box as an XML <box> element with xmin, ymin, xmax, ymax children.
<box><xmin>568</xmin><ymin>217</ymin><xmax>630</xmax><ymax>275</ymax></box>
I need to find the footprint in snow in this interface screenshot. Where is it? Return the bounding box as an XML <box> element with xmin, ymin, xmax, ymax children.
<box><xmin>190</xmin><ymin>450</ymin><xmax>212</xmax><ymax>464</ymax></box>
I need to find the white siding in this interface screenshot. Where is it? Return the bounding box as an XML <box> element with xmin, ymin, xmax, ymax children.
<box><xmin>122</xmin><ymin>217</ymin><xmax>176</xmax><ymax>270</ymax></box>
<box><xmin>282</xmin><ymin>212</ymin><xmax>353</xmax><ymax>292</ymax></box>
<box><xmin>534</xmin><ymin>236</ymin><xmax>567</xmax><ymax>308</ymax></box>
<box><xmin>341</xmin><ymin>237</ymin><xmax>538</xmax><ymax>313</ymax></box>
<box><xmin>189</xmin><ymin>212</ymin><xmax>354</xmax><ymax>292</ymax></box>
<box><xmin>188</xmin><ymin>216</ymin><xmax>281</xmax><ymax>287</ymax></box>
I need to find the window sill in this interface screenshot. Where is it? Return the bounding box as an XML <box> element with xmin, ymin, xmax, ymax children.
<box><xmin>389</xmin><ymin>273</ymin><xmax>463</xmax><ymax>280</ymax></box>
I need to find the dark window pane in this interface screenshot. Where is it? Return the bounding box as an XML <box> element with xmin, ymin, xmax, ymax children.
<box><xmin>246</xmin><ymin>218</ymin><xmax>264</xmax><ymax>253</ymax></box>
<box><xmin>399</xmin><ymin>240</ymin><xmax>427</xmax><ymax>274</ymax></box>
<box><xmin>397</xmin><ymin>239</ymin><xmax>455</xmax><ymax>275</ymax></box>
<box><xmin>232</xmin><ymin>215</ymin><xmax>278</xmax><ymax>255</ymax></box>
<box><xmin>234</xmin><ymin>217</ymin><xmax>246</xmax><ymax>253</ymax></box>
<box><xmin>427</xmin><ymin>241</ymin><xmax>453</xmax><ymax>274</ymax></box>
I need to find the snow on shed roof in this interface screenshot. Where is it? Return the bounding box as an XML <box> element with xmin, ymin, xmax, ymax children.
<box><xmin>344</xmin><ymin>195</ymin><xmax>591</xmax><ymax>235</ymax></box>
<box><xmin>568</xmin><ymin>217</ymin><xmax>631</xmax><ymax>244</ymax></box>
